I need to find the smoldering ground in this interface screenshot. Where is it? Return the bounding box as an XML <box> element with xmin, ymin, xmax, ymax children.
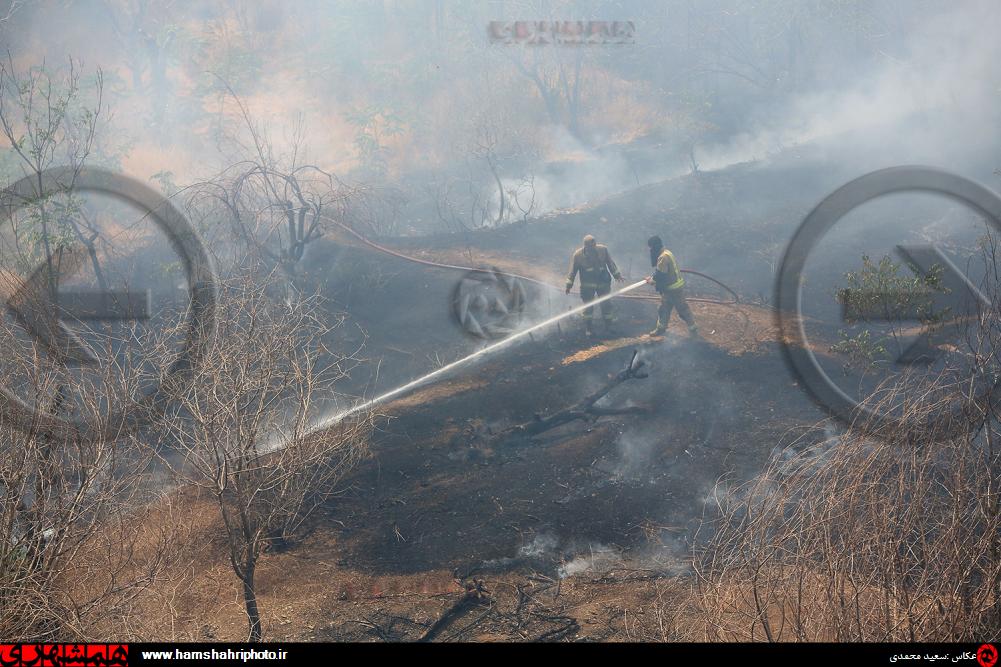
<box><xmin>3</xmin><ymin>1</ymin><xmax>1001</xmax><ymax>641</ymax></box>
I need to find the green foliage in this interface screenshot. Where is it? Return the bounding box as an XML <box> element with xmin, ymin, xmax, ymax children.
<box><xmin>189</xmin><ymin>33</ymin><xmax>263</xmax><ymax>98</ymax></box>
<box><xmin>832</xmin><ymin>254</ymin><xmax>948</xmax><ymax>371</ymax></box>
<box><xmin>0</xmin><ymin>59</ymin><xmax>119</xmax><ymax>273</ymax></box>
<box><xmin>830</xmin><ymin>328</ymin><xmax>890</xmax><ymax>371</ymax></box>
<box><xmin>837</xmin><ymin>254</ymin><xmax>946</xmax><ymax>323</ymax></box>
<box><xmin>346</xmin><ymin>105</ymin><xmax>407</xmax><ymax>176</ymax></box>
<box><xmin>150</xmin><ymin>170</ymin><xmax>179</xmax><ymax>197</ymax></box>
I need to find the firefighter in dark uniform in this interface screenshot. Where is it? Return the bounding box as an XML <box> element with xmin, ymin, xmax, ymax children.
<box><xmin>565</xmin><ymin>234</ymin><xmax>624</xmax><ymax>335</ymax></box>
<box><xmin>645</xmin><ymin>235</ymin><xmax>699</xmax><ymax>337</ymax></box>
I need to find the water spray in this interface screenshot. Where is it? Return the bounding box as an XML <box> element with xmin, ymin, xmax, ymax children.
<box><xmin>306</xmin><ymin>279</ymin><xmax>648</xmax><ymax>435</ymax></box>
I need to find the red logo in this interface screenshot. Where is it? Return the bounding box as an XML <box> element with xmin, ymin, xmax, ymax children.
<box><xmin>0</xmin><ymin>644</ymin><xmax>128</xmax><ymax>667</ymax></box>
<box><xmin>979</xmin><ymin>644</ymin><xmax>999</xmax><ymax>667</ymax></box>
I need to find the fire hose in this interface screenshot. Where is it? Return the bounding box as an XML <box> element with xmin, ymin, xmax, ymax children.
<box><xmin>328</xmin><ymin>220</ymin><xmax>740</xmax><ymax>306</ymax></box>
<box><xmin>283</xmin><ymin>220</ymin><xmax>744</xmax><ymax>435</ymax></box>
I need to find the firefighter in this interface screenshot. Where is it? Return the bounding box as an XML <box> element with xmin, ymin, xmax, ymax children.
<box><xmin>565</xmin><ymin>234</ymin><xmax>624</xmax><ymax>335</ymax></box>
<box><xmin>645</xmin><ymin>235</ymin><xmax>699</xmax><ymax>337</ymax></box>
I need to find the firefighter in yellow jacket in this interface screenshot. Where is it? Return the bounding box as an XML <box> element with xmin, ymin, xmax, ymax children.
<box><xmin>565</xmin><ymin>234</ymin><xmax>624</xmax><ymax>335</ymax></box>
<box><xmin>645</xmin><ymin>235</ymin><xmax>699</xmax><ymax>337</ymax></box>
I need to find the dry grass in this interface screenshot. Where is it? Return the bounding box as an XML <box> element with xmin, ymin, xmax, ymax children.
<box><xmin>693</xmin><ymin>372</ymin><xmax>1001</xmax><ymax>641</ymax></box>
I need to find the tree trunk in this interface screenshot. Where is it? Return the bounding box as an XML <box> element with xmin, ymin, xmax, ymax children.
<box><xmin>486</xmin><ymin>154</ymin><xmax>505</xmax><ymax>225</ymax></box>
<box><xmin>242</xmin><ymin>561</ymin><xmax>262</xmax><ymax>642</ymax></box>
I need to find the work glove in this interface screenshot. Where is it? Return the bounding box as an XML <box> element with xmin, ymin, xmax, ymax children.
<box><xmin>644</xmin><ymin>276</ymin><xmax>654</xmax><ymax>285</ymax></box>
<box><xmin>614</xmin><ymin>274</ymin><xmax>625</xmax><ymax>283</ymax></box>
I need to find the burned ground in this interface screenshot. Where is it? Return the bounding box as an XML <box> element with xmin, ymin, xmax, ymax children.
<box><xmin>126</xmin><ymin>290</ymin><xmax>826</xmax><ymax>641</ymax></box>
<box><xmin>5</xmin><ymin>1</ymin><xmax>1000</xmax><ymax>644</ymax></box>
<box><xmin>117</xmin><ymin>162</ymin><xmax>961</xmax><ymax>641</ymax></box>
<box><xmin>73</xmin><ymin>161</ymin><xmax>994</xmax><ymax>643</ymax></box>
<box><xmin>322</xmin><ymin>297</ymin><xmax>820</xmax><ymax>580</ymax></box>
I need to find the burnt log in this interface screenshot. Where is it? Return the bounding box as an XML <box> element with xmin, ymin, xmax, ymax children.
<box><xmin>500</xmin><ymin>350</ymin><xmax>649</xmax><ymax>439</ymax></box>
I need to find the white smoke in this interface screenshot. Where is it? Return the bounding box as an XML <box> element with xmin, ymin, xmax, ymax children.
<box><xmin>696</xmin><ymin>1</ymin><xmax>1001</xmax><ymax>173</ymax></box>
<box><xmin>613</xmin><ymin>428</ymin><xmax>661</xmax><ymax>480</ymax></box>
<box><xmin>494</xmin><ymin>124</ymin><xmax>680</xmax><ymax>219</ymax></box>
<box><xmin>518</xmin><ymin>532</ymin><xmax>559</xmax><ymax>559</ymax></box>
<box><xmin>557</xmin><ymin>543</ymin><xmax>622</xmax><ymax>579</ymax></box>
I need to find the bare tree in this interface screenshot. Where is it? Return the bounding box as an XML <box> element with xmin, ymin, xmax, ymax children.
<box><xmin>472</xmin><ymin>122</ymin><xmax>508</xmax><ymax>227</ymax></box>
<box><xmin>157</xmin><ymin>269</ymin><xmax>370</xmax><ymax>642</ymax></box>
<box><xmin>508</xmin><ymin>173</ymin><xmax>538</xmax><ymax>226</ymax></box>
<box><xmin>0</xmin><ymin>1</ymin><xmax>21</xmax><ymax>27</ymax></box>
<box><xmin>187</xmin><ymin>86</ymin><xmax>356</xmax><ymax>298</ymax></box>
<box><xmin>428</xmin><ymin>110</ymin><xmax>541</xmax><ymax>233</ymax></box>
<box><xmin>0</xmin><ymin>55</ymin><xmax>197</xmax><ymax>641</ymax></box>
<box><xmin>427</xmin><ymin>170</ymin><xmax>489</xmax><ymax>234</ymax></box>
<box><xmin>0</xmin><ymin>294</ymin><xmax>179</xmax><ymax>640</ymax></box>
<box><xmin>503</xmin><ymin>33</ymin><xmax>590</xmax><ymax>141</ymax></box>
<box><xmin>98</xmin><ymin>0</ymin><xmax>178</xmax><ymax>129</ymax></box>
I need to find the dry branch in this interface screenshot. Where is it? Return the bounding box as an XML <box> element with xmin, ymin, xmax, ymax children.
<box><xmin>499</xmin><ymin>350</ymin><xmax>649</xmax><ymax>441</ymax></box>
<box><xmin>417</xmin><ymin>579</ymin><xmax>491</xmax><ymax>643</ymax></box>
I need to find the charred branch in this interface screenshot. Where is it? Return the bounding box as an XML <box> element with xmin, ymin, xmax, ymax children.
<box><xmin>499</xmin><ymin>351</ymin><xmax>649</xmax><ymax>440</ymax></box>
<box><xmin>417</xmin><ymin>579</ymin><xmax>491</xmax><ymax>642</ymax></box>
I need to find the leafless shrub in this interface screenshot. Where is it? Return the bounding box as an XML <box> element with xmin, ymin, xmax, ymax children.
<box><xmin>694</xmin><ymin>240</ymin><xmax>1001</xmax><ymax>641</ymax></box>
<box><xmin>0</xmin><ymin>306</ymin><xmax>181</xmax><ymax>640</ymax></box>
<box><xmin>155</xmin><ymin>268</ymin><xmax>371</xmax><ymax>641</ymax></box>
<box><xmin>184</xmin><ymin>83</ymin><xmax>357</xmax><ymax>294</ymax></box>
<box><xmin>339</xmin><ymin>184</ymin><xmax>408</xmax><ymax>237</ymax></box>
<box><xmin>513</xmin><ymin>174</ymin><xmax>537</xmax><ymax>224</ymax></box>
<box><xmin>427</xmin><ymin>110</ymin><xmax>540</xmax><ymax>233</ymax></box>
<box><xmin>0</xmin><ymin>55</ymin><xmax>191</xmax><ymax>640</ymax></box>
